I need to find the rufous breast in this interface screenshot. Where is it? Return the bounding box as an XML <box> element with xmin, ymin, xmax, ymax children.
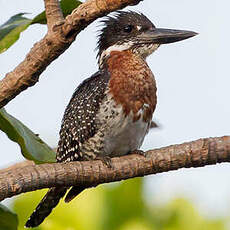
<box><xmin>107</xmin><ymin>50</ymin><xmax>157</xmax><ymax>122</ymax></box>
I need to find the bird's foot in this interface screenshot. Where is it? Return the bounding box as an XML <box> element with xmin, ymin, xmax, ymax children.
<box><xmin>96</xmin><ymin>155</ymin><xmax>113</xmax><ymax>169</ymax></box>
<box><xmin>131</xmin><ymin>149</ymin><xmax>147</xmax><ymax>157</ymax></box>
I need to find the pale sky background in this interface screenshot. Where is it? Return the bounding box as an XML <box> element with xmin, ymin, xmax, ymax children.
<box><xmin>0</xmin><ymin>0</ymin><xmax>230</xmax><ymax>219</ymax></box>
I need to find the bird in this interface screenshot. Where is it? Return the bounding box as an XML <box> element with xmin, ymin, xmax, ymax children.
<box><xmin>25</xmin><ymin>11</ymin><xmax>197</xmax><ymax>228</ymax></box>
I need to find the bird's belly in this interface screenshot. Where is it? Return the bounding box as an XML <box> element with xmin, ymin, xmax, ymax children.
<box><xmin>103</xmin><ymin>115</ymin><xmax>149</xmax><ymax>157</ymax></box>
<box><xmin>96</xmin><ymin>93</ymin><xmax>151</xmax><ymax>157</ymax></box>
<box><xmin>82</xmin><ymin>93</ymin><xmax>152</xmax><ymax>159</ymax></box>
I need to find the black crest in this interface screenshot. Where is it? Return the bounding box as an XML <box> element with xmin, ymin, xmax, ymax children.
<box><xmin>97</xmin><ymin>11</ymin><xmax>155</xmax><ymax>58</ymax></box>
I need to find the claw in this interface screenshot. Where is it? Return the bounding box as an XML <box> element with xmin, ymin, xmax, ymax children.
<box><xmin>96</xmin><ymin>155</ymin><xmax>113</xmax><ymax>168</ymax></box>
<box><xmin>131</xmin><ymin>149</ymin><xmax>146</xmax><ymax>157</ymax></box>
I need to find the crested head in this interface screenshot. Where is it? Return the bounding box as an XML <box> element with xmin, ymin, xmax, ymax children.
<box><xmin>97</xmin><ymin>11</ymin><xmax>197</xmax><ymax>68</ymax></box>
<box><xmin>97</xmin><ymin>11</ymin><xmax>157</xmax><ymax>67</ymax></box>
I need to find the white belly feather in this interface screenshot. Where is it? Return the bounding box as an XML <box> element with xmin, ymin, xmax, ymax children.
<box><xmin>97</xmin><ymin>92</ymin><xmax>151</xmax><ymax>157</ymax></box>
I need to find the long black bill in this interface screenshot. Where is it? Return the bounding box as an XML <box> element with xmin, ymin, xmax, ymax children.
<box><xmin>138</xmin><ymin>28</ymin><xmax>198</xmax><ymax>44</ymax></box>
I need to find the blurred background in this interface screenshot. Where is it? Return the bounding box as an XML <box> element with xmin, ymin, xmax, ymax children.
<box><xmin>1</xmin><ymin>0</ymin><xmax>230</xmax><ymax>229</ymax></box>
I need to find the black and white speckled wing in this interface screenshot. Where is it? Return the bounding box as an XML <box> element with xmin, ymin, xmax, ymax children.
<box><xmin>57</xmin><ymin>70</ymin><xmax>110</xmax><ymax>163</ymax></box>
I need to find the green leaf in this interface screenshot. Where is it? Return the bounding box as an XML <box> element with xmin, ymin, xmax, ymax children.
<box><xmin>32</xmin><ymin>0</ymin><xmax>82</xmax><ymax>24</ymax></box>
<box><xmin>0</xmin><ymin>204</ymin><xmax>18</xmax><ymax>230</ymax></box>
<box><xmin>0</xmin><ymin>108</ymin><xmax>56</xmax><ymax>164</ymax></box>
<box><xmin>0</xmin><ymin>13</ymin><xmax>32</xmax><ymax>53</ymax></box>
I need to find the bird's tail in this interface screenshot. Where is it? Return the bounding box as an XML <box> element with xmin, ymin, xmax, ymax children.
<box><xmin>25</xmin><ymin>187</ymin><xmax>68</xmax><ymax>228</ymax></box>
<box><xmin>64</xmin><ymin>186</ymin><xmax>85</xmax><ymax>203</ymax></box>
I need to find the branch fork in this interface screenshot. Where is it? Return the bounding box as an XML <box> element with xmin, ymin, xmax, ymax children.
<box><xmin>0</xmin><ymin>0</ymin><xmax>142</xmax><ymax>108</ymax></box>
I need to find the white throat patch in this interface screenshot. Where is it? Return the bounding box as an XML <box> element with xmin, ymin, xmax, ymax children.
<box><xmin>98</xmin><ymin>42</ymin><xmax>160</xmax><ymax>68</ymax></box>
<box><xmin>99</xmin><ymin>41</ymin><xmax>134</xmax><ymax>67</ymax></box>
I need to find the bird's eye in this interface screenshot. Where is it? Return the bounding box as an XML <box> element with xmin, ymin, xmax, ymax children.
<box><xmin>124</xmin><ymin>25</ymin><xmax>133</xmax><ymax>33</ymax></box>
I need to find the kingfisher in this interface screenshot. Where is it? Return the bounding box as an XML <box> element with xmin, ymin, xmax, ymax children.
<box><xmin>26</xmin><ymin>11</ymin><xmax>197</xmax><ymax>227</ymax></box>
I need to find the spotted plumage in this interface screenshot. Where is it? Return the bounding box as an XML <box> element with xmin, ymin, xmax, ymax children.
<box><xmin>26</xmin><ymin>11</ymin><xmax>197</xmax><ymax>228</ymax></box>
<box><xmin>56</xmin><ymin>71</ymin><xmax>110</xmax><ymax>162</ymax></box>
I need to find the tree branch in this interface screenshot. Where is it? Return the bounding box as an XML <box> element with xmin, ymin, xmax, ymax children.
<box><xmin>1</xmin><ymin>136</ymin><xmax>229</xmax><ymax>202</ymax></box>
<box><xmin>44</xmin><ymin>0</ymin><xmax>64</xmax><ymax>31</ymax></box>
<box><xmin>0</xmin><ymin>0</ymin><xmax>143</xmax><ymax>108</ymax></box>
<box><xmin>0</xmin><ymin>160</ymin><xmax>34</xmax><ymax>174</ymax></box>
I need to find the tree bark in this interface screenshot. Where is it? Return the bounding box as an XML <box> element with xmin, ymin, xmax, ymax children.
<box><xmin>1</xmin><ymin>136</ymin><xmax>229</xmax><ymax>202</ymax></box>
<box><xmin>45</xmin><ymin>0</ymin><xmax>64</xmax><ymax>31</ymax></box>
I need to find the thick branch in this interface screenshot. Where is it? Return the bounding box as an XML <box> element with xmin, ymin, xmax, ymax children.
<box><xmin>0</xmin><ymin>0</ymin><xmax>143</xmax><ymax>108</ymax></box>
<box><xmin>1</xmin><ymin>136</ymin><xmax>229</xmax><ymax>201</ymax></box>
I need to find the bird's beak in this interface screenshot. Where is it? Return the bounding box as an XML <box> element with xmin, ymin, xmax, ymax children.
<box><xmin>138</xmin><ymin>28</ymin><xmax>198</xmax><ymax>44</ymax></box>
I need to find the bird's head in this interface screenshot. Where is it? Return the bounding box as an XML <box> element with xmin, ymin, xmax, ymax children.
<box><xmin>97</xmin><ymin>11</ymin><xmax>197</xmax><ymax>67</ymax></box>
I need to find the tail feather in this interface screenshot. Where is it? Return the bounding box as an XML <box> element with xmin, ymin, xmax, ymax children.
<box><xmin>25</xmin><ymin>187</ymin><xmax>67</xmax><ymax>228</ymax></box>
<box><xmin>64</xmin><ymin>186</ymin><xmax>85</xmax><ymax>203</ymax></box>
